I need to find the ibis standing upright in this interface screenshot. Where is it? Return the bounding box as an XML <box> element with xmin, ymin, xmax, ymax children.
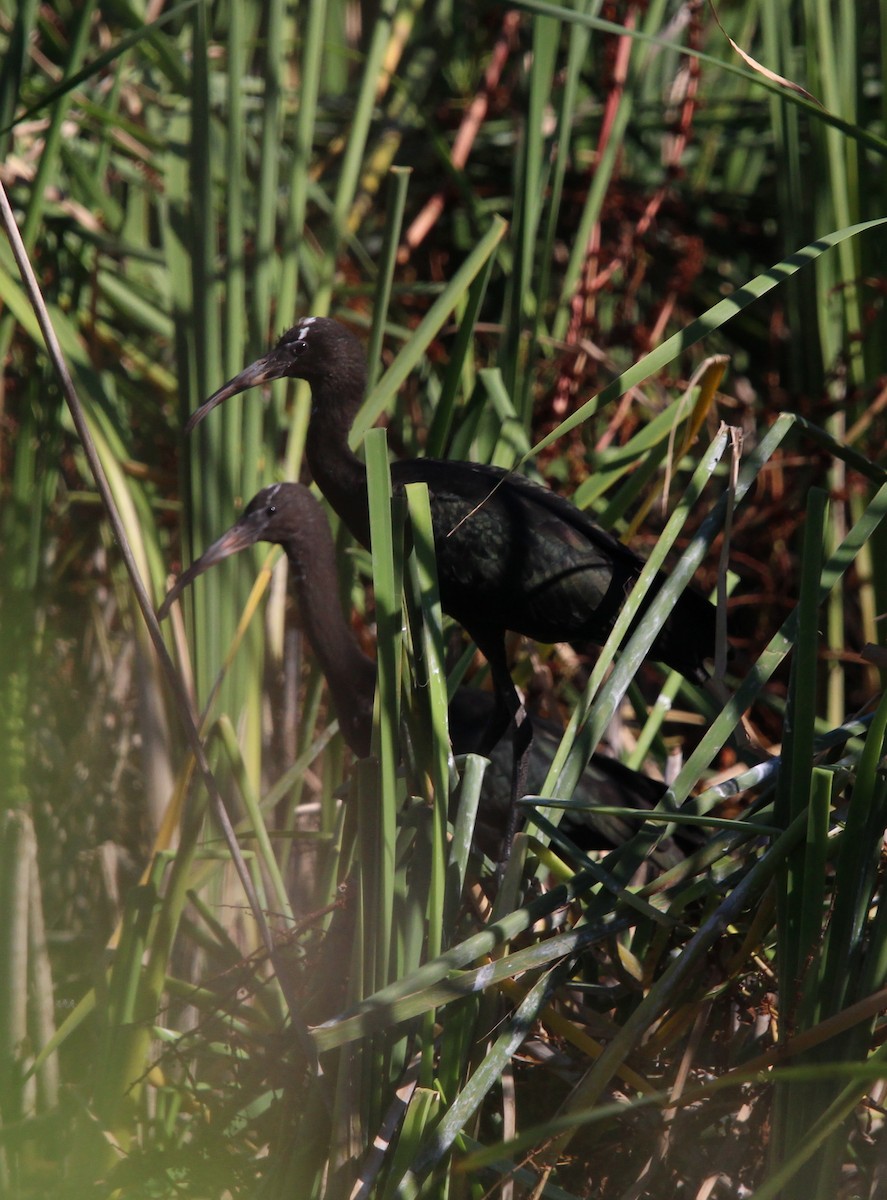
<box><xmin>186</xmin><ymin>318</ymin><xmax>718</xmax><ymax>816</ymax></box>
<box><xmin>160</xmin><ymin>482</ymin><xmax>691</xmax><ymax>864</ymax></box>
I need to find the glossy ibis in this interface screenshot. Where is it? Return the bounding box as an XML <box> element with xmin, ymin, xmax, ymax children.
<box><xmin>159</xmin><ymin>483</ymin><xmax>688</xmax><ymax>864</ymax></box>
<box><xmin>186</xmin><ymin>317</ymin><xmax>718</xmax><ymax>819</ymax></box>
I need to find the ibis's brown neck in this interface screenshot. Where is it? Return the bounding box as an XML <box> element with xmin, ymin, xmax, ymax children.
<box><xmin>304</xmin><ymin>370</ymin><xmax>372</xmax><ymax>549</ymax></box>
<box><xmin>280</xmin><ymin>498</ymin><xmax>375</xmax><ymax>755</ymax></box>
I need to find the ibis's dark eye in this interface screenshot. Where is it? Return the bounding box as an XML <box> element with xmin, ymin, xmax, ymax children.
<box><xmin>267</xmin><ymin>504</ymin><xmax>277</xmax><ymax>515</ymax></box>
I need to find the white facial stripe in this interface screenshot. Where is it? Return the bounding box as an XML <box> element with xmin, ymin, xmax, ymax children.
<box><xmin>296</xmin><ymin>317</ymin><xmax>317</xmax><ymax>342</ymax></box>
<box><xmin>266</xmin><ymin>482</ymin><xmax>282</xmax><ymax>503</ymax></box>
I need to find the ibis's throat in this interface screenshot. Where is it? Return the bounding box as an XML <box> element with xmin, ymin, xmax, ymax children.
<box><xmin>305</xmin><ymin>381</ymin><xmax>371</xmax><ymax>547</ymax></box>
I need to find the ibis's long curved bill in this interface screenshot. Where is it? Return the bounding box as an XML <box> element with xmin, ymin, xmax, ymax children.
<box><xmin>185</xmin><ymin>353</ymin><xmax>286</xmax><ymax>435</ymax></box>
<box><xmin>157</xmin><ymin>519</ymin><xmax>263</xmax><ymax>621</ymax></box>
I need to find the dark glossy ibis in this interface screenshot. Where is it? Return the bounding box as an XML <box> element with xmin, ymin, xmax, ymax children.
<box><xmin>159</xmin><ymin>483</ymin><xmax>689</xmax><ymax>865</ymax></box>
<box><xmin>186</xmin><ymin>317</ymin><xmax>718</xmax><ymax>821</ymax></box>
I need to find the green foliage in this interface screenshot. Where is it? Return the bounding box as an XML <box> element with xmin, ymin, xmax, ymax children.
<box><xmin>1</xmin><ymin>3</ymin><xmax>887</xmax><ymax>1198</ymax></box>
